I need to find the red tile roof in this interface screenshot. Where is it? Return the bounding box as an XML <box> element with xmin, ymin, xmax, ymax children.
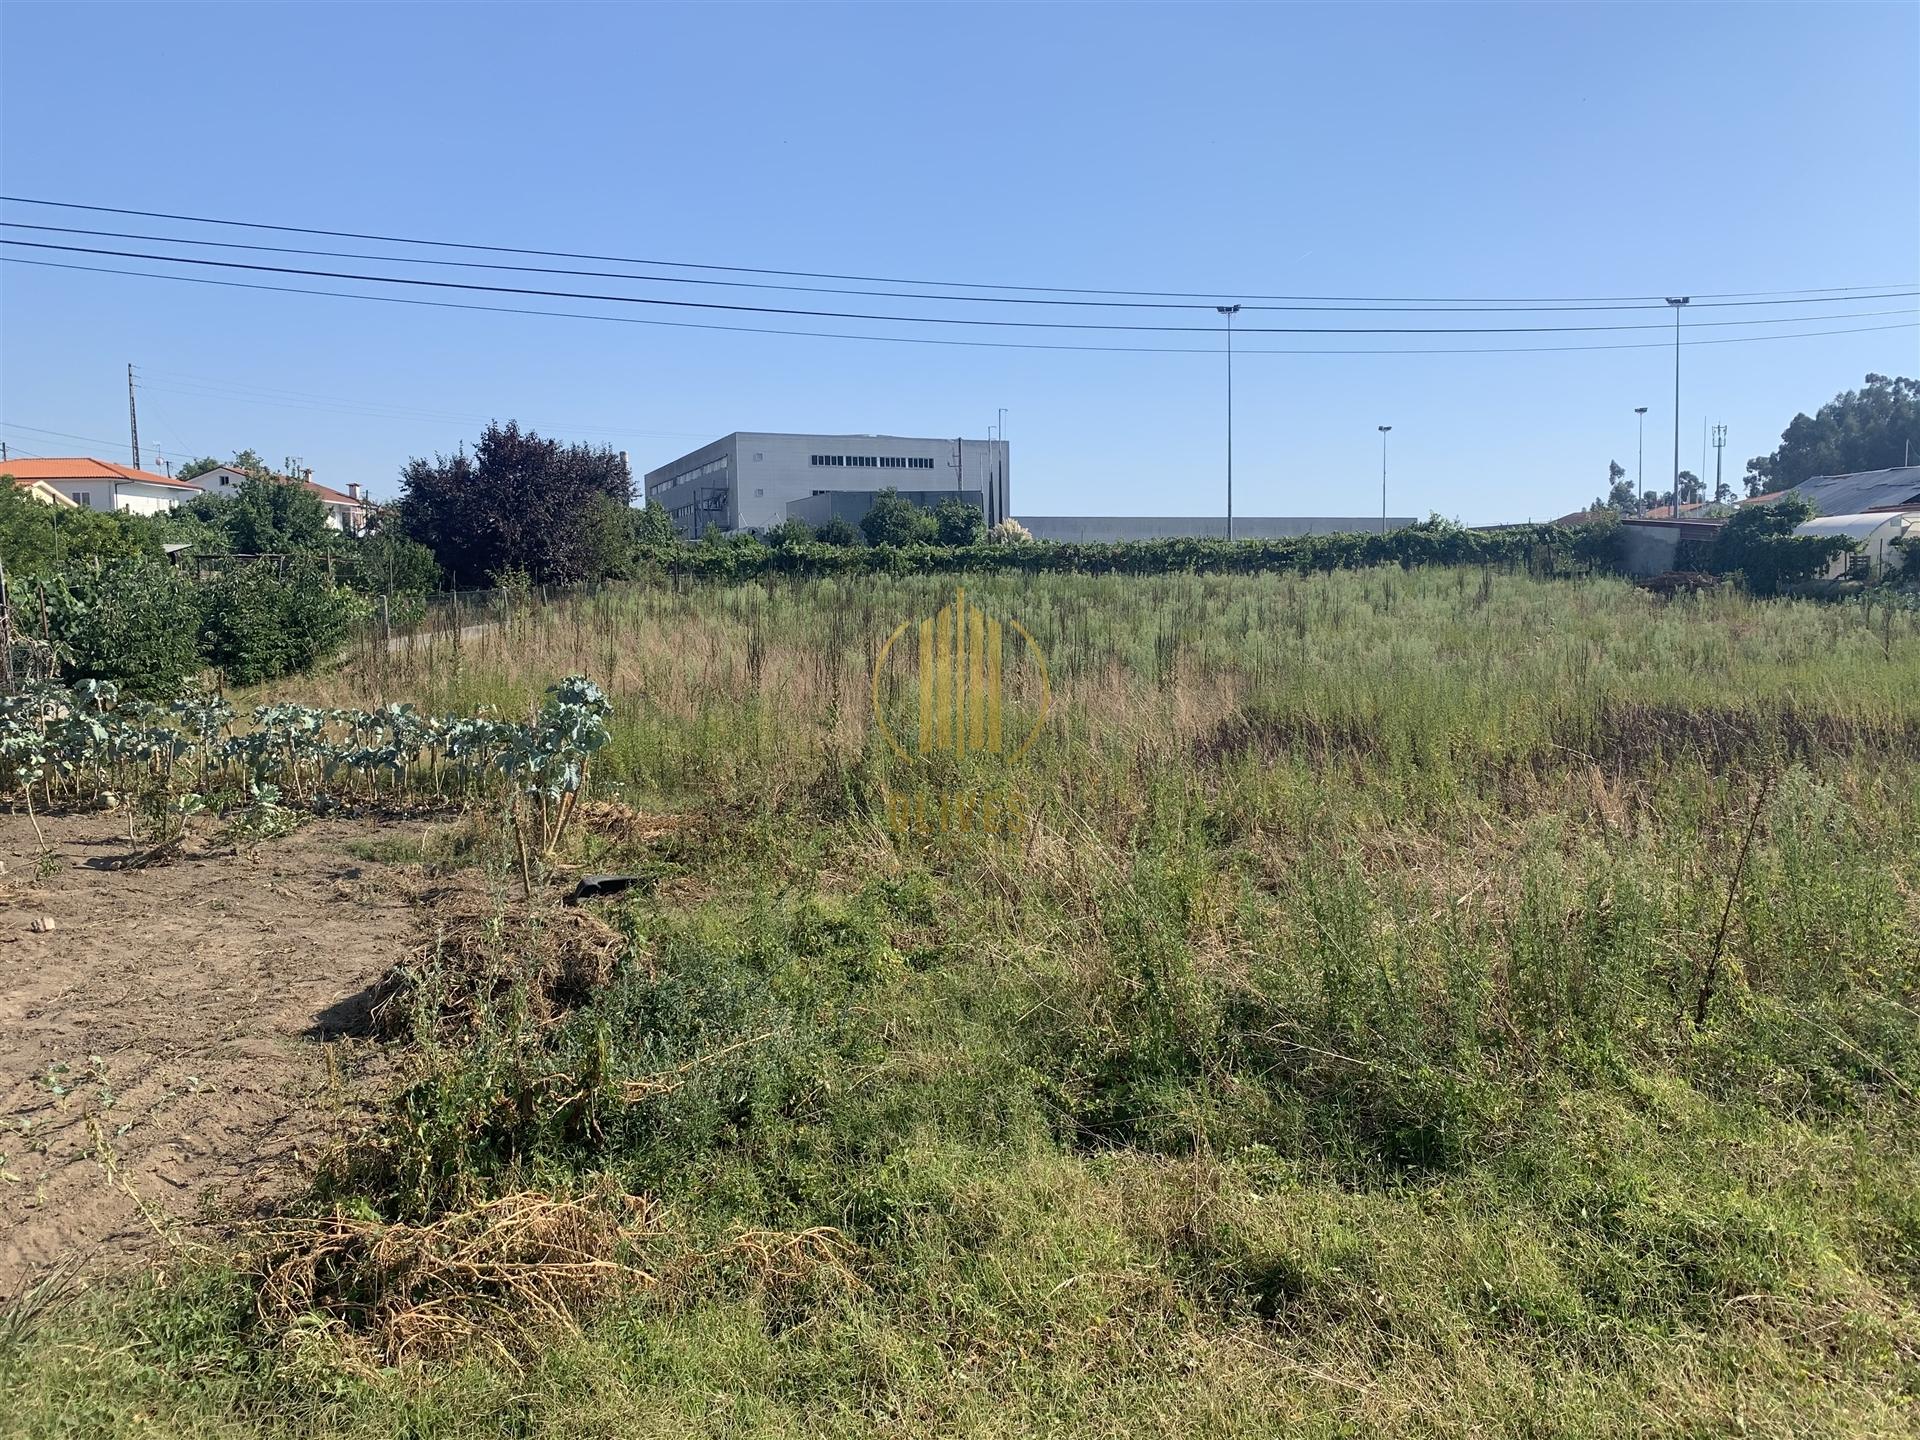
<box><xmin>302</xmin><ymin>479</ymin><xmax>366</xmax><ymax>508</ymax></box>
<box><xmin>0</xmin><ymin>456</ymin><xmax>202</xmax><ymax>490</ymax></box>
<box><xmin>1637</xmin><ymin>502</ymin><xmax>1714</xmax><ymax>520</ymax></box>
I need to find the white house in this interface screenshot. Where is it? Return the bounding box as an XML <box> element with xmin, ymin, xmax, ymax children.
<box><xmin>189</xmin><ymin>465</ymin><xmax>371</xmax><ymax>534</ymax></box>
<box><xmin>7</xmin><ymin>474</ymin><xmax>78</xmax><ymax>508</ymax></box>
<box><xmin>1792</xmin><ymin>512</ymin><xmax>1918</xmax><ymax>582</ymax></box>
<box><xmin>0</xmin><ymin>457</ymin><xmax>201</xmax><ymax>515</ymax></box>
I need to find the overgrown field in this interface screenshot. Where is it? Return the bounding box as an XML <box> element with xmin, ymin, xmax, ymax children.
<box><xmin>8</xmin><ymin>567</ymin><xmax>1920</xmax><ymax>1438</ymax></box>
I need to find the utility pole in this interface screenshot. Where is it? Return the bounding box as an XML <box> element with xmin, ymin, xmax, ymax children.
<box><xmin>1635</xmin><ymin>407</ymin><xmax>1648</xmax><ymax>508</ymax></box>
<box><xmin>127</xmin><ymin>362</ymin><xmax>141</xmax><ymax>470</ymax></box>
<box><xmin>1666</xmin><ymin>299</ymin><xmax>1689</xmax><ymax>512</ymax></box>
<box><xmin>1378</xmin><ymin>426</ymin><xmax>1392</xmax><ymax>534</ymax></box>
<box><xmin>995</xmin><ymin>408</ymin><xmax>1007</xmax><ymax>527</ymax></box>
<box><xmin>1216</xmin><ymin>305</ymin><xmax>1241</xmax><ymax>540</ymax></box>
<box><xmin>1712</xmin><ymin>424</ymin><xmax>1727</xmax><ymax>503</ymax></box>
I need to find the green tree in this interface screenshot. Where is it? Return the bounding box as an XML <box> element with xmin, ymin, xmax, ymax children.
<box><xmin>177</xmin><ymin>476</ymin><xmax>332</xmax><ymax>554</ymax></box>
<box><xmin>1600</xmin><ymin>461</ymin><xmax>1636</xmax><ymax>514</ymax></box>
<box><xmin>44</xmin><ymin>561</ymin><xmax>202</xmax><ymax>696</ymax></box>
<box><xmin>1746</xmin><ymin>373</ymin><xmax>1919</xmax><ymax>493</ymax></box>
<box><xmin>1707</xmin><ymin>494</ymin><xmax>1853</xmax><ymax>595</ymax></box>
<box><xmin>197</xmin><ymin>560</ymin><xmax>362</xmax><ymax>685</ymax></box>
<box><xmin>816</xmin><ymin>516</ymin><xmax>861</xmax><ymax>547</ymax></box>
<box><xmin>342</xmin><ymin>529</ymin><xmax>442</xmax><ymax>595</ymax></box>
<box><xmin>174</xmin><ymin>456</ymin><xmax>226</xmax><ymax>482</ymax></box>
<box><xmin>932</xmin><ymin>496</ymin><xmax>985</xmax><ymax>546</ymax></box>
<box><xmin>860</xmin><ymin>488</ymin><xmax>938</xmax><ymax>547</ymax></box>
<box><xmin>765</xmin><ymin>517</ymin><xmax>817</xmax><ymax>550</ymax></box>
<box><xmin>631</xmin><ymin>500</ymin><xmax>680</xmax><ymax>552</ymax></box>
<box><xmin>0</xmin><ymin>482</ymin><xmax>162</xmax><ymax>578</ymax></box>
<box><xmin>397</xmin><ymin>422</ymin><xmax>634</xmax><ymax>585</ymax></box>
<box><xmin>1676</xmin><ymin>471</ymin><xmax>1703</xmax><ymax>505</ymax></box>
<box><xmin>232</xmin><ymin>476</ymin><xmax>332</xmax><ymax>553</ymax></box>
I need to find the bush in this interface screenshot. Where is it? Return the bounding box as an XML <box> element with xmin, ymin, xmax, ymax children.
<box><xmin>42</xmin><ymin>561</ymin><xmax>202</xmax><ymax>696</ymax></box>
<box><xmin>639</xmin><ymin>518</ymin><xmax>1600</xmax><ymax>583</ymax></box>
<box><xmin>197</xmin><ymin>561</ymin><xmax>363</xmax><ymax>686</ymax></box>
<box><xmin>860</xmin><ymin>488</ymin><xmax>939</xmax><ymax>547</ymax></box>
<box><xmin>932</xmin><ymin>497</ymin><xmax>985</xmax><ymax>546</ymax></box>
<box><xmin>817</xmin><ymin>516</ymin><xmax>862</xmax><ymax>547</ymax></box>
<box><xmin>342</xmin><ymin>530</ymin><xmax>444</xmax><ymax>596</ymax></box>
<box><xmin>1708</xmin><ymin>495</ymin><xmax>1854</xmax><ymax>594</ymax></box>
<box><xmin>0</xmin><ymin>483</ymin><xmax>162</xmax><ymax>579</ymax></box>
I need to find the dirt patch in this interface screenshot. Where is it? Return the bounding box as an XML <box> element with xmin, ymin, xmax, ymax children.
<box><xmin>0</xmin><ymin>811</ymin><xmax>419</xmax><ymax>1296</ymax></box>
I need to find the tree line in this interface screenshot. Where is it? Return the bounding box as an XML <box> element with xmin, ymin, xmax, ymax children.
<box><xmin>1592</xmin><ymin>372</ymin><xmax>1917</xmax><ymax>515</ymax></box>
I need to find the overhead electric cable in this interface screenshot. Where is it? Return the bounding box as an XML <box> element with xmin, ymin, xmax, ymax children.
<box><xmin>10</xmin><ymin>255</ymin><xmax>1914</xmax><ymax>357</ymax></box>
<box><xmin>3</xmin><ymin>220</ymin><xmax>1911</xmax><ymax>314</ymax></box>
<box><xmin>3</xmin><ymin>195</ymin><xmax>1910</xmax><ymax>305</ymax></box>
<box><xmin>6</xmin><ymin>240</ymin><xmax>1915</xmax><ymax>335</ymax></box>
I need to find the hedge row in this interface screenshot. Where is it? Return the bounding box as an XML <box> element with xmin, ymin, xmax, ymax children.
<box><xmin>645</xmin><ymin>521</ymin><xmax>1608</xmax><ymax>581</ymax></box>
<box><xmin>16</xmin><ymin>559</ymin><xmax>365</xmax><ymax>696</ymax></box>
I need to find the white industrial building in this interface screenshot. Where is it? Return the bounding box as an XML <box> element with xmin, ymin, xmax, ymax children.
<box><xmin>643</xmin><ymin>432</ymin><xmax>1010</xmax><ymax>537</ymax></box>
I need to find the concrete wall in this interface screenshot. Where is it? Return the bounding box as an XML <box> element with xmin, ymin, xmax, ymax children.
<box><xmin>1016</xmin><ymin>516</ymin><xmax>1416</xmax><ymax>543</ymax></box>
<box><xmin>644</xmin><ymin>433</ymin><xmax>1010</xmax><ymax>537</ymax></box>
<box><xmin>786</xmin><ymin>488</ymin><xmax>986</xmax><ymax>530</ymax></box>
<box><xmin>1616</xmin><ymin>520</ymin><xmax>1723</xmax><ymax>577</ymax></box>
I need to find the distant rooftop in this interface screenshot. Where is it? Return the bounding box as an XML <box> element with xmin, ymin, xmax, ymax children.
<box><xmin>1788</xmin><ymin>465</ymin><xmax>1920</xmax><ymax>515</ymax></box>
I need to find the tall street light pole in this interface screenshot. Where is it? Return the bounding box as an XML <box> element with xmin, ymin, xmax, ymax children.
<box><xmin>1378</xmin><ymin>426</ymin><xmax>1392</xmax><ymax>534</ymax></box>
<box><xmin>995</xmin><ymin>408</ymin><xmax>1007</xmax><ymax>527</ymax></box>
<box><xmin>1634</xmin><ymin>406</ymin><xmax>1648</xmax><ymax>505</ymax></box>
<box><xmin>1666</xmin><ymin>298</ymin><xmax>1690</xmax><ymax>512</ymax></box>
<box><xmin>1217</xmin><ymin>305</ymin><xmax>1241</xmax><ymax>540</ymax></box>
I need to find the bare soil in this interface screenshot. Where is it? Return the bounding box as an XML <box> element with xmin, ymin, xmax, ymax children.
<box><xmin>0</xmin><ymin>811</ymin><xmax>418</xmax><ymax>1296</ymax></box>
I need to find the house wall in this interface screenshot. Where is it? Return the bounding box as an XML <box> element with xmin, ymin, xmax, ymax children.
<box><xmin>191</xmin><ymin>466</ymin><xmax>250</xmax><ymax>496</ymax></box>
<box><xmin>111</xmin><ymin>482</ymin><xmax>189</xmax><ymax>516</ymax></box>
<box><xmin>42</xmin><ymin>479</ymin><xmax>186</xmax><ymax>515</ymax></box>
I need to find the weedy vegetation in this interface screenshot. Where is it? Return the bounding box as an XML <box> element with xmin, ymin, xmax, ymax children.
<box><xmin>5</xmin><ymin>564</ymin><xmax>1919</xmax><ymax>1438</ymax></box>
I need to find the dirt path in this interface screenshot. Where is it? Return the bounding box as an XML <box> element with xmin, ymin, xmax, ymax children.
<box><xmin>0</xmin><ymin>812</ymin><xmax>418</xmax><ymax>1296</ymax></box>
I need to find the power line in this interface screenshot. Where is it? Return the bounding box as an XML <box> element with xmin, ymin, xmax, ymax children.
<box><xmin>4</xmin><ymin>194</ymin><xmax>1911</xmax><ymax>306</ymax></box>
<box><xmin>1</xmin><ymin>420</ymin><xmax>145</xmax><ymax>450</ymax></box>
<box><xmin>6</xmin><ymin>239</ymin><xmax>1915</xmax><ymax>335</ymax></box>
<box><xmin>11</xmin><ymin>254</ymin><xmax>1915</xmax><ymax>357</ymax></box>
<box><xmin>5</xmin><ymin>220</ymin><xmax>1912</xmax><ymax>315</ymax></box>
<box><xmin>134</xmin><ymin>373</ymin><xmax>713</xmax><ymax>440</ymax></box>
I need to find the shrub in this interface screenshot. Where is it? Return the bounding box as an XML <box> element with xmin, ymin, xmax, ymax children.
<box><xmin>932</xmin><ymin>497</ymin><xmax>985</xmax><ymax>546</ymax></box>
<box><xmin>0</xmin><ymin>483</ymin><xmax>162</xmax><ymax>579</ymax></box>
<box><xmin>816</xmin><ymin>516</ymin><xmax>861</xmax><ymax>547</ymax></box>
<box><xmin>197</xmin><ymin>560</ymin><xmax>363</xmax><ymax>686</ymax></box>
<box><xmin>987</xmin><ymin>517</ymin><xmax>1034</xmax><ymax>544</ymax></box>
<box><xmin>41</xmin><ymin>560</ymin><xmax>201</xmax><ymax>696</ymax></box>
<box><xmin>342</xmin><ymin>530</ymin><xmax>443</xmax><ymax>596</ymax></box>
<box><xmin>1708</xmin><ymin>495</ymin><xmax>1854</xmax><ymax>594</ymax></box>
<box><xmin>860</xmin><ymin>488</ymin><xmax>939</xmax><ymax>547</ymax></box>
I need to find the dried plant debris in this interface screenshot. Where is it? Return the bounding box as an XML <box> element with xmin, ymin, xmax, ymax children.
<box><xmin>251</xmin><ymin>1190</ymin><xmax>661</xmax><ymax>1367</ymax></box>
<box><xmin>369</xmin><ymin>883</ymin><xmax>629</xmax><ymax>1041</ymax></box>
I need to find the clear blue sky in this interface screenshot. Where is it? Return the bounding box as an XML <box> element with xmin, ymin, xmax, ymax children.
<box><xmin>2</xmin><ymin>2</ymin><xmax>1915</xmax><ymax>524</ymax></box>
